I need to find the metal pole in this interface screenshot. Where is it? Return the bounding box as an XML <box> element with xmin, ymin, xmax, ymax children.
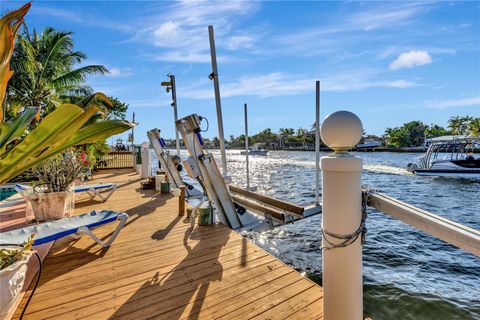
<box><xmin>315</xmin><ymin>81</ymin><xmax>320</xmax><ymax>206</ymax></box>
<box><xmin>170</xmin><ymin>74</ymin><xmax>181</xmax><ymax>156</ymax></box>
<box><xmin>208</xmin><ymin>25</ymin><xmax>228</xmax><ymax>176</ymax></box>
<box><xmin>131</xmin><ymin>112</ymin><xmax>135</xmax><ymax>152</ymax></box>
<box><xmin>320</xmin><ymin>111</ymin><xmax>363</xmax><ymax>320</ymax></box>
<box><xmin>131</xmin><ymin>112</ymin><xmax>136</xmax><ymax>167</ymax></box>
<box><xmin>244</xmin><ymin>103</ymin><xmax>250</xmax><ymax>189</ymax></box>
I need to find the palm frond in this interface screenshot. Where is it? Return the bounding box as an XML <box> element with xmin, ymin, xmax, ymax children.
<box><xmin>52</xmin><ymin>65</ymin><xmax>108</xmax><ymax>88</ymax></box>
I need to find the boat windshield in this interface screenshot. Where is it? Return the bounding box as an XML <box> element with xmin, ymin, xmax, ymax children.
<box><xmin>421</xmin><ymin>137</ymin><xmax>479</xmax><ymax>168</ymax></box>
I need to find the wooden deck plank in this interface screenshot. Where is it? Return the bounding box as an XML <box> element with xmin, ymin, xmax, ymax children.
<box><xmin>11</xmin><ymin>171</ymin><xmax>323</xmax><ymax>320</ymax></box>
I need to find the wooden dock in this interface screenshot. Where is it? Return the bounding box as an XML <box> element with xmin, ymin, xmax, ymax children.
<box><xmin>11</xmin><ymin>171</ymin><xmax>323</xmax><ymax>319</ymax></box>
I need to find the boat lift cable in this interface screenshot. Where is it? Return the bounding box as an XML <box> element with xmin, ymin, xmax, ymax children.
<box><xmin>321</xmin><ymin>187</ymin><xmax>371</xmax><ymax>250</ymax></box>
<box><xmin>0</xmin><ymin>244</ymin><xmax>42</xmax><ymax>320</ymax></box>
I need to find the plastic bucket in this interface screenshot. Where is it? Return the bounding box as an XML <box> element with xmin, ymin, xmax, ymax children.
<box><xmin>197</xmin><ymin>203</ymin><xmax>213</xmax><ymax>226</ymax></box>
<box><xmin>160</xmin><ymin>182</ymin><xmax>170</xmax><ymax>194</ymax></box>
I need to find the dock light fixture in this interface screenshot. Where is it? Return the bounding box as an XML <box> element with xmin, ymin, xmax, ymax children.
<box><xmin>208</xmin><ymin>72</ymin><xmax>215</xmax><ymax>80</ymax></box>
<box><xmin>161</xmin><ymin>81</ymin><xmax>172</xmax><ymax>93</ymax></box>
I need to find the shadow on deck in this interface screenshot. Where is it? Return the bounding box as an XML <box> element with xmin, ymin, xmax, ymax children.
<box><xmin>11</xmin><ymin>171</ymin><xmax>323</xmax><ymax>320</ymax></box>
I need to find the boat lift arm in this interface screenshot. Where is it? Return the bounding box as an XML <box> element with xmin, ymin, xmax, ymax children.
<box><xmin>176</xmin><ymin>114</ymin><xmax>243</xmax><ymax>229</ymax></box>
<box><xmin>147</xmin><ymin>129</ymin><xmax>188</xmax><ymax>194</ymax></box>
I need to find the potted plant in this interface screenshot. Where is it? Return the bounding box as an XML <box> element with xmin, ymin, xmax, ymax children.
<box><xmin>27</xmin><ymin>150</ymin><xmax>85</xmax><ymax>221</ymax></box>
<box><xmin>0</xmin><ymin>236</ymin><xmax>34</xmax><ymax>319</ymax></box>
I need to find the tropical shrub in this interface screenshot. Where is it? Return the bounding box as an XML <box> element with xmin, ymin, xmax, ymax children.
<box><xmin>31</xmin><ymin>149</ymin><xmax>86</xmax><ymax>192</ymax></box>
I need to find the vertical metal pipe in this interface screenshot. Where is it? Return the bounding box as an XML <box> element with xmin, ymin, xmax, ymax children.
<box><xmin>170</xmin><ymin>75</ymin><xmax>181</xmax><ymax>156</ymax></box>
<box><xmin>208</xmin><ymin>25</ymin><xmax>228</xmax><ymax>176</ymax></box>
<box><xmin>315</xmin><ymin>81</ymin><xmax>320</xmax><ymax>206</ymax></box>
<box><xmin>131</xmin><ymin>112</ymin><xmax>135</xmax><ymax>155</ymax></box>
<box><xmin>244</xmin><ymin>103</ymin><xmax>250</xmax><ymax>189</ymax></box>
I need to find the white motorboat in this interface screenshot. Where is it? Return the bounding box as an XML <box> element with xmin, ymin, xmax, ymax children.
<box><xmin>356</xmin><ymin>139</ymin><xmax>382</xmax><ymax>150</ymax></box>
<box><xmin>407</xmin><ymin>136</ymin><xmax>480</xmax><ymax>178</ymax></box>
<box><xmin>241</xmin><ymin>144</ymin><xmax>269</xmax><ymax>156</ymax></box>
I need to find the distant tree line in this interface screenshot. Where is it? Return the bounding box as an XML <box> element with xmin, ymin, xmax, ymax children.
<box><xmin>162</xmin><ymin>115</ymin><xmax>479</xmax><ymax>150</ymax></box>
<box><xmin>384</xmin><ymin>116</ymin><xmax>480</xmax><ymax>147</ymax></box>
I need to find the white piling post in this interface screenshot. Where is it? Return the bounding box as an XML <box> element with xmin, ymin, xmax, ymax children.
<box><xmin>140</xmin><ymin>142</ymin><xmax>151</xmax><ymax>178</ymax></box>
<box><xmin>320</xmin><ymin>111</ymin><xmax>364</xmax><ymax>320</ymax></box>
<box><xmin>314</xmin><ymin>81</ymin><xmax>320</xmax><ymax>207</ymax></box>
<box><xmin>244</xmin><ymin>103</ymin><xmax>250</xmax><ymax>189</ymax></box>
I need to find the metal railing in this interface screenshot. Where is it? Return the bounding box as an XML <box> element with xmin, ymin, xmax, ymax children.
<box><xmin>366</xmin><ymin>190</ymin><xmax>480</xmax><ymax>256</ymax></box>
<box><xmin>95</xmin><ymin>151</ymin><xmax>134</xmax><ymax>170</ymax></box>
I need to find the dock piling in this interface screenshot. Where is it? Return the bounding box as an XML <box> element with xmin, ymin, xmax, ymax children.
<box><xmin>140</xmin><ymin>142</ymin><xmax>151</xmax><ymax>178</ymax></box>
<box><xmin>179</xmin><ymin>185</ymin><xmax>186</xmax><ymax>215</ymax></box>
<box><xmin>320</xmin><ymin>111</ymin><xmax>364</xmax><ymax>320</ymax></box>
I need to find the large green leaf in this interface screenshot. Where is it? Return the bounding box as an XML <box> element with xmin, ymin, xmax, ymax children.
<box><xmin>0</xmin><ymin>107</ymin><xmax>38</xmax><ymax>154</ymax></box>
<box><xmin>0</xmin><ymin>104</ymin><xmax>95</xmax><ymax>182</ymax></box>
<box><xmin>69</xmin><ymin>120</ymin><xmax>133</xmax><ymax>145</ymax></box>
<box><xmin>0</xmin><ymin>3</ymin><xmax>31</xmax><ymax>123</ymax></box>
<box><xmin>3</xmin><ymin>120</ymin><xmax>133</xmax><ymax>182</ymax></box>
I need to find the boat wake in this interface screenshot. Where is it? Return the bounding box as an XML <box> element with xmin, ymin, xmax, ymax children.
<box><xmin>363</xmin><ymin>164</ymin><xmax>411</xmax><ymax>176</ymax></box>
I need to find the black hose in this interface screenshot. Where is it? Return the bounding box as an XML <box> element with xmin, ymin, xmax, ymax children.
<box><xmin>19</xmin><ymin>251</ymin><xmax>41</xmax><ymax>320</ymax></box>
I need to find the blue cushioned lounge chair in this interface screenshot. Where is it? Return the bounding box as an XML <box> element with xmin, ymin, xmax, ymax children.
<box><xmin>0</xmin><ymin>210</ymin><xmax>128</xmax><ymax>248</ymax></box>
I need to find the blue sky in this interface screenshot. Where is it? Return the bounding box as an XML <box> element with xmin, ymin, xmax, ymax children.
<box><xmin>2</xmin><ymin>0</ymin><xmax>480</xmax><ymax>143</ymax></box>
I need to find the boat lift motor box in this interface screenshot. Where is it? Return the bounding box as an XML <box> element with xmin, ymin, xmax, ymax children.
<box><xmin>183</xmin><ymin>156</ymin><xmax>201</xmax><ymax>179</ymax></box>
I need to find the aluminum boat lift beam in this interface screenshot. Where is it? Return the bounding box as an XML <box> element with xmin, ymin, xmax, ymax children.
<box><xmin>147</xmin><ymin>128</ymin><xmax>202</xmax><ymax>198</ymax></box>
<box><xmin>176</xmin><ymin>114</ymin><xmax>243</xmax><ymax>229</ymax></box>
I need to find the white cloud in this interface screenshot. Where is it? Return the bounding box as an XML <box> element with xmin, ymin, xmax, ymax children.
<box><xmin>135</xmin><ymin>0</ymin><xmax>260</xmax><ymax>63</ymax></box>
<box><xmin>181</xmin><ymin>70</ymin><xmax>418</xmax><ymax>99</ymax></box>
<box><xmin>425</xmin><ymin>97</ymin><xmax>480</xmax><ymax>109</ymax></box>
<box><xmin>225</xmin><ymin>35</ymin><xmax>256</xmax><ymax>50</ymax></box>
<box><xmin>387</xmin><ymin>80</ymin><xmax>416</xmax><ymax>88</ymax></box>
<box><xmin>273</xmin><ymin>2</ymin><xmax>432</xmax><ymax>58</ymax></box>
<box><xmin>348</xmin><ymin>3</ymin><xmax>430</xmax><ymax>31</ymax></box>
<box><xmin>106</xmin><ymin>67</ymin><xmax>133</xmax><ymax>78</ymax></box>
<box><xmin>389</xmin><ymin>50</ymin><xmax>432</xmax><ymax>70</ymax></box>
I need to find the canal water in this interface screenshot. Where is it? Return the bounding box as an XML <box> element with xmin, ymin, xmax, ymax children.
<box><xmin>153</xmin><ymin>150</ymin><xmax>479</xmax><ymax>320</ymax></box>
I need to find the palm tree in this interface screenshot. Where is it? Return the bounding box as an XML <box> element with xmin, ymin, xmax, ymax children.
<box><xmin>6</xmin><ymin>27</ymin><xmax>108</xmax><ymax>119</ymax></box>
<box><xmin>469</xmin><ymin>118</ymin><xmax>480</xmax><ymax>137</ymax></box>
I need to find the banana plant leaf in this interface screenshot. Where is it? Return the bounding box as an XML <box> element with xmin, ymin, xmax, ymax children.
<box><xmin>4</xmin><ymin>119</ymin><xmax>132</xmax><ymax>181</ymax></box>
<box><xmin>0</xmin><ymin>103</ymin><xmax>133</xmax><ymax>183</ymax></box>
<box><xmin>0</xmin><ymin>107</ymin><xmax>38</xmax><ymax>154</ymax></box>
<box><xmin>0</xmin><ymin>3</ymin><xmax>30</xmax><ymax>123</ymax></box>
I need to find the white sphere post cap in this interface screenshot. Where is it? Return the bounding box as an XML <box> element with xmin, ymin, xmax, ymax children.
<box><xmin>141</xmin><ymin>142</ymin><xmax>149</xmax><ymax>149</ymax></box>
<box><xmin>320</xmin><ymin>111</ymin><xmax>363</xmax><ymax>152</ymax></box>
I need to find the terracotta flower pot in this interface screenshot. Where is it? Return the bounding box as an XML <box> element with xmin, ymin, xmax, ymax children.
<box><xmin>27</xmin><ymin>190</ymin><xmax>74</xmax><ymax>221</ymax></box>
<box><xmin>0</xmin><ymin>253</ymin><xmax>31</xmax><ymax>319</ymax></box>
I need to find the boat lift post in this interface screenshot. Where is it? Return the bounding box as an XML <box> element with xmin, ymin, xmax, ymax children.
<box><xmin>208</xmin><ymin>25</ymin><xmax>228</xmax><ymax>176</ymax></box>
<box><xmin>315</xmin><ymin>81</ymin><xmax>320</xmax><ymax>207</ymax></box>
<box><xmin>161</xmin><ymin>74</ymin><xmax>181</xmax><ymax>156</ymax></box>
<box><xmin>244</xmin><ymin>103</ymin><xmax>250</xmax><ymax>189</ymax></box>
